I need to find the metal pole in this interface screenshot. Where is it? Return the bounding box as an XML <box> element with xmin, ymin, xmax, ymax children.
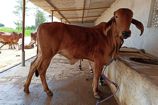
<box><xmin>51</xmin><ymin>10</ymin><xmax>54</xmax><ymax>22</ymax></box>
<box><xmin>22</xmin><ymin>0</ymin><xmax>26</xmax><ymax>66</ymax></box>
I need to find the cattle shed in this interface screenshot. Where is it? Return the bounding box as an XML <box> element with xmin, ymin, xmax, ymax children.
<box><xmin>26</xmin><ymin>0</ymin><xmax>158</xmax><ymax>105</ymax></box>
<box><xmin>0</xmin><ymin>0</ymin><xmax>158</xmax><ymax>105</ymax></box>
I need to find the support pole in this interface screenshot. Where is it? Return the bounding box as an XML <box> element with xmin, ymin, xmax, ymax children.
<box><xmin>82</xmin><ymin>0</ymin><xmax>86</xmax><ymax>23</ymax></box>
<box><xmin>46</xmin><ymin>0</ymin><xmax>70</xmax><ymax>24</ymax></box>
<box><xmin>51</xmin><ymin>10</ymin><xmax>54</xmax><ymax>22</ymax></box>
<box><xmin>22</xmin><ymin>0</ymin><xmax>26</xmax><ymax>66</ymax></box>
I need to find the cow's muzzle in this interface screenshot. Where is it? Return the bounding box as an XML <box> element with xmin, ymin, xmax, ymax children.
<box><xmin>122</xmin><ymin>31</ymin><xmax>131</xmax><ymax>39</ymax></box>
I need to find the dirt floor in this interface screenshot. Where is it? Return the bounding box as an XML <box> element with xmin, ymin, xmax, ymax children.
<box><xmin>0</xmin><ymin>37</ymin><xmax>36</xmax><ymax>73</ymax></box>
<box><xmin>0</xmin><ymin>54</ymin><xmax>118</xmax><ymax>105</ymax></box>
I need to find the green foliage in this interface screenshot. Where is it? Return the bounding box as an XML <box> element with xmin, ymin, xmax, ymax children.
<box><xmin>12</xmin><ymin>0</ymin><xmax>48</xmax><ymax>31</ymax></box>
<box><xmin>26</xmin><ymin>26</ymin><xmax>36</xmax><ymax>30</ymax></box>
<box><xmin>13</xmin><ymin>0</ymin><xmax>23</xmax><ymax>29</ymax></box>
<box><xmin>0</xmin><ymin>27</ymin><xmax>34</xmax><ymax>36</ymax></box>
<box><xmin>35</xmin><ymin>10</ymin><xmax>46</xmax><ymax>28</ymax></box>
<box><xmin>0</xmin><ymin>23</ymin><xmax>5</xmax><ymax>27</ymax></box>
<box><xmin>13</xmin><ymin>0</ymin><xmax>29</xmax><ymax>30</ymax></box>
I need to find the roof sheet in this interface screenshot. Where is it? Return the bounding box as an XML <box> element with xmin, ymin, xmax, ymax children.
<box><xmin>29</xmin><ymin>0</ymin><xmax>115</xmax><ymax>24</ymax></box>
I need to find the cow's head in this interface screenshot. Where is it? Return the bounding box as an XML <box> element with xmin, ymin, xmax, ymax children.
<box><xmin>31</xmin><ymin>32</ymin><xmax>37</xmax><ymax>41</ymax></box>
<box><xmin>106</xmin><ymin>8</ymin><xmax>144</xmax><ymax>39</ymax></box>
<box><xmin>19</xmin><ymin>33</ymin><xmax>23</xmax><ymax>38</ymax></box>
<box><xmin>11</xmin><ymin>32</ymin><xmax>22</xmax><ymax>38</ymax></box>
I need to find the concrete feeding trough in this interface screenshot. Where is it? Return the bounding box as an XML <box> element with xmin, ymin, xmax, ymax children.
<box><xmin>129</xmin><ymin>57</ymin><xmax>158</xmax><ymax>65</ymax></box>
<box><xmin>104</xmin><ymin>48</ymin><xmax>158</xmax><ymax>105</ymax></box>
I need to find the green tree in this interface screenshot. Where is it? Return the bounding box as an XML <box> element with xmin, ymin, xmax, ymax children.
<box><xmin>0</xmin><ymin>23</ymin><xmax>4</xmax><ymax>27</ymax></box>
<box><xmin>35</xmin><ymin>10</ymin><xmax>46</xmax><ymax>29</ymax></box>
<box><xmin>13</xmin><ymin>0</ymin><xmax>28</xmax><ymax>30</ymax></box>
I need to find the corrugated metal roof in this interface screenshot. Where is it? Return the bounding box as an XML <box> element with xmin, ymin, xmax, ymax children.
<box><xmin>29</xmin><ymin>0</ymin><xmax>115</xmax><ymax>24</ymax></box>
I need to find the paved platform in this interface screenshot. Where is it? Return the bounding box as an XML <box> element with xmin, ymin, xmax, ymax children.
<box><xmin>0</xmin><ymin>54</ymin><xmax>118</xmax><ymax>105</ymax></box>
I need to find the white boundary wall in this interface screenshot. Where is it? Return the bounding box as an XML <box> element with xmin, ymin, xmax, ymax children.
<box><xmin>95</xmin><ymin>0</ymin><xmax>158</xmax><ymax>57</ymax></box>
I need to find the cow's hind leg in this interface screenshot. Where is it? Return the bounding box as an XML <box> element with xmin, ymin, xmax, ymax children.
<box><xmin>24</xmin><ymin>56</ymin><xmax>42</xmax><ymax>93</ymax></box>
<box><xmin>38</xmin><ymin>56</ymin><xmax>53</xmax><ymax>96</ymax></box>
<box><xmin>0</xmin><ymin>43</ymin><xmax>6</xmax><ymax>49</ymax></box>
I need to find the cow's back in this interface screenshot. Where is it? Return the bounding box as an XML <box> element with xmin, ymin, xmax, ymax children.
<box><xmin>37</xmin><ymin>22</ymin><xmax>66</xmax><ymax>54</ymax></box>
<box><xmin>37</xmin><ymin>22</ymin><xmax>108</xmax><ymax>60</ymax></box>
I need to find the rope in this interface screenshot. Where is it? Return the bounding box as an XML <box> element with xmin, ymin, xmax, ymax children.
<box><xmin>96</xmin><ymin>67</ymin><xmax>119</xmax><ymax>105</ymax></box>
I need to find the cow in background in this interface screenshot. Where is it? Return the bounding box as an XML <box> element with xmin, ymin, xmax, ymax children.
<box><xmin>24</xmin><ymin>32</ymin><xmax>37</xmax><ymax>49</ymax></box>
<box><xmin>0</xmin><ymin>32</ymin><xmax>22</xmax><ymax>49</ymax></box>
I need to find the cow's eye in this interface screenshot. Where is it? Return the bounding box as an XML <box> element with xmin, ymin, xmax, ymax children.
<box><xmin>115</xmin><ymin>16</ymin><xmax>118</xmax><ymax>18</ymax></box>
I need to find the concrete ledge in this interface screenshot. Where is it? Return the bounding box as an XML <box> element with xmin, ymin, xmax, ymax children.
<box><xmin>104</xmin><ymin>50</ymin><xmax>158</xmax><ymax>105</ymax></box>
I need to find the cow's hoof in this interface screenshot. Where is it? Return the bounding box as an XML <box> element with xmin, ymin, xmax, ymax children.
<box><xmin>79</xmin><ymin>65</ymin><xmax>82</xmax><ymax>70</ymax></box>
<box><xmin>90</xmin><ymin>69</ymin><xmax>93</xmax><ymax>73</ymax></box>
<box><xmin>24</xmin><ymin>84</ymin><xmax>30</xmax><ymax>93</ymax></box>
<box><xmin>94</xmin><ymin>93</ymin><xmax>101</xmax><ymax>99</ymax></box>
<box><xmin>46</xmin><ymin>90</ymin><xmax>53</xmax><ymax>96</ymax></box>
<box><xmin>24</xmin><ymin>87</ymin><xmax>30</xmax><ymax>93</ymax></box>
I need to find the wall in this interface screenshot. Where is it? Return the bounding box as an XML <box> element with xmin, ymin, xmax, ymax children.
<box><xmin>95</xmin><ymin>0</ymin><xmax>158</xmax><ymax>57</ymax></box>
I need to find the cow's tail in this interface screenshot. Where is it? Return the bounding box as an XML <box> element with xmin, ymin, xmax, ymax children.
<box><xmin>35</xmin><ymin>70</ymin><xmax>39</xmax><ymax>77</ymax></box>
<box><xmin>34</xmin><ymin>31</ymin><xmax>40</xmax><ymax>77</ymax></box>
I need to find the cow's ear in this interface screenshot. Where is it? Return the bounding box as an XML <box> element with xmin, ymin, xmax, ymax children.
<box><xmin>103</xmin><ymin>17</ymin><xmax>114</xmax><ymax>36</ymax></box>
<box><xmin>103</xmin><ymin>25</ymin><xmax>111</xmax><ymax>36</ymax></box>
<box><xmin>107</xmin><ymin>17</ymin><xmax>114</xmax><ymax>25</ymax></box>
<box><xmin>132</xmin><ymin>19</ymin><xmax>144</xmax><ymax>36</ymax></box>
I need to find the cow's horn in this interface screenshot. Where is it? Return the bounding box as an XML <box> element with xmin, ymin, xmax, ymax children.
<box><xmin>132</xmin><ymin>19</ymin><xmax>144</xmax><ymax>36</ymax></box>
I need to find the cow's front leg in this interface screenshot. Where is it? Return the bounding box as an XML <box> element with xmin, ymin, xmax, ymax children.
<box><xmin>92</xmin><ymin>62</ymin><xmax>103</xmax><ymax>99</ymax></box>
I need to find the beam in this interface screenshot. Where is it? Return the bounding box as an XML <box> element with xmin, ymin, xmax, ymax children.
<box><xmin>82</xmin><ymin>0</ymin><xmax>86</xmax><ymax>23</ymax></box>
<box><xmin>45</xmin><ymin>0</ymin><xmax>70</xmax><ymax>24</ymax></box>
<box><xmin>61</xmin><ymin>18</ymin><xmax>63</xmax><ymax>22</ymax></box>
<box><xmin>22</xmin><ymin>0</ymin><xmax>26</xmax><ymax>66</ymax></box>
<box><xmin>64</xmin><ymin>15</ymin><xmax>100</xmax><ymax>19</ymax></box>
<box><xmin>51</xmin><ymin>10</ymin><xmax>54</xmax><ymax>22</ymax></box>
<box><xmin>51</xmin><ymin>6</ymin><xmax>109</xmax><ymax>12</ymax></box>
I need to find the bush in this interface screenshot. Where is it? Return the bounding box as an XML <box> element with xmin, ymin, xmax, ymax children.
<box><xmin>0</xmin><ymin>27</ymin><xmax>35</xmax><ymax>36</ymax></box>
<box><xmin>0</xmin><ymin>23</ymin><xmax>5</xmax><ymax>27</ymax></box>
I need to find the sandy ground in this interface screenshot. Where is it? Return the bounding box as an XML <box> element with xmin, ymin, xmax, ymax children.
<box><xmin>0</xmin><ymin>54</ymin><xmax>118</xmax><ymax>105</ymax></box>
<box><xmin>0</xmin><ymin>37</ymin><xmax>118</xmax><ymax>104</ymax></box>
<box><xmin>0</xmin><ymin>37</ymin><xmax>37</xmax><ymax>72</ymax></box>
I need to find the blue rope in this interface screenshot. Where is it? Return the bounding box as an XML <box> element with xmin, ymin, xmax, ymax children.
<box><xmin>96</xmin><ymin>70</ymin><xmax>119</xmax><ymax>105</ymax></box>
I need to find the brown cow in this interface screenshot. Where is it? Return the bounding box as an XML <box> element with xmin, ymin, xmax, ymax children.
<box><xmin>0</xmin><ymin>32</ymin><xmax>22</xmax><ymax>49</ymax></box>
<box><xmin>11</xmin><ymin>32</ymin><xmax>22</xmax><ymax>49</ymax></box>
<box><xmin>24</xmin><ymin>8</ymin><xmax>144</xmax><ymax>99</ymax></box>
<box><xmin>24</xmin><ymin>32</ymin><xmax>37</xmax><ymax>49</ymax></box>
<box><xmin>30</xmin><ymin>32</ymin><xmax>37</xmax><ymax>43</ymax></box>
<box><xmin>0</xmin><ymin>32</ymin><xmax>5</xmax><ymax>35</ymax></box>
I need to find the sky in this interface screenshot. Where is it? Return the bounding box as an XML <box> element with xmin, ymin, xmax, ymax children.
<box><xmin>0</xmin><ymin>0</ymin><xmax>59</xmax><ymax>28</ymax></box>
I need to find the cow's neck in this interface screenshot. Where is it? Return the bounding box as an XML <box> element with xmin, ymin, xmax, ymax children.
<box><xmin>107</xmin><ymin>24</ymin><xmax>123</xmax><ymax>60</ymax></box>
